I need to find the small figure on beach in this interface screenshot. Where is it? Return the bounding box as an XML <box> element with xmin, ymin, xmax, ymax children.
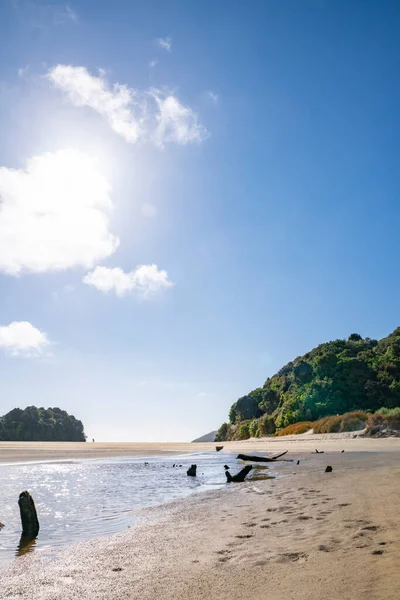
<box><xmin>92</xmin><ymin>438</ymin><xmax>95</xmax><ymax>443</ymax></box>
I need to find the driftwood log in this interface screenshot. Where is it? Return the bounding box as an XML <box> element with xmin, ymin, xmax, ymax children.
<box><xmin>18</xmin><ymin>491</ymin><xmax>39</xmax><ymax>538</ymax></box>
<box><xmin>187</xmin><ymin>464</ymin><xmax>197</xmax><ymax>476</ymax></box>
<box><xmin>237</xmin><ymin>450</ymin><xmax>288</xmax><ymax>463</ymax></box>
<box><xmin>225</xmin><ymin>465</ymin><xmax>252</xmax><ymax>483</ymax></box>
<box><xmin>216</xmin><ymin>446</ymin><xmax>223</xmax><ymax>452</ymax></box>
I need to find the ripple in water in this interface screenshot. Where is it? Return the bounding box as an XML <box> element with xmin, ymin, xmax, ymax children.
<box><xmin>0</xmin><ymin>452</ymin><xmax>268</xmax><ymax>565</ymax></box>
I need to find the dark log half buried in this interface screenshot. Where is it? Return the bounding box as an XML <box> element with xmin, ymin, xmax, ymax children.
<box><xmin>236</xmin><ymin>450</ymin><xmax>289</xmax><ymax>463</ymax></box>
<box><xmin>225</xmin><ymin>465</ymin><xmax>253</xmax><ymax>483</ymax></box>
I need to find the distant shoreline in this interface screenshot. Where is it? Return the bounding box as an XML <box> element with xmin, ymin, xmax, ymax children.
<box><xmin>1</xmin><ymin>436</ymin><xmax>400</xmax><ymax>464</ymax></box>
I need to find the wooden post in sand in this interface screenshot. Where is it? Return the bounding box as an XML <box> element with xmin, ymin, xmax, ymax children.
<box><xmin>18</xmin><ymin>491</ymin><xmax>39</xmax><ymax>538</ymax></box>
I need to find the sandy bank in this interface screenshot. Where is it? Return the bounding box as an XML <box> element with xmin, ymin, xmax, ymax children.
<box><xmin>1</xmin><ymin>435</ymin><xmax>400</xmax><ymax>464</ymax></box>
<box><xmin>1</xmin><ymin>447</ymin><xmax>400</xmax><ymax>599</ymax></box>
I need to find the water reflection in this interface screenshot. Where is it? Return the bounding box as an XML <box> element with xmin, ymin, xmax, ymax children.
<box><xmin>0</xmin><ymin>452</ymin><xmax>276</xmax><ymax>566</ymax></box>
<box><xmin>17</xmin><ymin>534</ymin><xmax>37</xmax><ymax>557</ymax></box>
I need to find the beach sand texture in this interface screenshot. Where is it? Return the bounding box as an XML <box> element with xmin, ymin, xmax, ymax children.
<box><xmin>1</xmin><ymin>438</ymin><xmax>400</xmax><ymax>599</ymax></box>
<box><xmin>1</xmin><ymin>434</ymin><xmax>400</xmax><ymax>463</ymax></box>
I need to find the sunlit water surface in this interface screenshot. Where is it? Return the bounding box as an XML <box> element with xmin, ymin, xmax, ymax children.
<box><xmin>0</xmin><ymin>452</ymin><xmax>272</xmax><ymax>566</ymax></box>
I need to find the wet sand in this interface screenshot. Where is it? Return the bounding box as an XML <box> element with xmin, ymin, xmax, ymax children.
<box><xmin>1</xmin><ymin>435</ymin><xmax>400</xmax><ymax>463</ymax></box>
<box><xmin>1</xmin><ymin>442</ymin><xmax>400</xmax><ymax>599</ymax></box>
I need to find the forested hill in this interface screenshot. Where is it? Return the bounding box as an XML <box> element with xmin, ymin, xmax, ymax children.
<box><xmin>0</xmin><ymin>406</ymin><xmax>86</xmax><ymax>441</ymax></box>
<box><xmin>217</xmin><ymin>328</ymin><xmax>400</xmax><ymax>441</ymax></box>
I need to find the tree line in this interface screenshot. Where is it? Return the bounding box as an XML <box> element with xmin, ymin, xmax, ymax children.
<box><xmin>217</xmin><ymin>327</ymin><xmax>400</xmax><ymax>441</ymax></box>
<box><xmin>0</xmin><ymin>406</ymin><xmax>86</xmax><ymax>441</ymax></box>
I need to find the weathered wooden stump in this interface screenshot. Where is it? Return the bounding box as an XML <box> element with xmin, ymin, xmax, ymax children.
<box><xmin>325</xmin><ymin>465</ymin><xmax>333</xmax><ymax>473</ymax></box>
<box><xmin>18</xmin><ymin>491</ymin><xmax>39</xmax><ymax>538</ymax></box>
<box><xmin>237</xmin><ymin>450</ymin><xmax>288</xmax><ymax>462</ymax></box>
<box><xmin>187</xmin><ymin>464</ymin><xmax>197</xmax><ymax>476</ymax></box>
<box><xmin>225</xmin><ymin>465</ymin><xmax>252</xmax><ymax>483</ymax></box>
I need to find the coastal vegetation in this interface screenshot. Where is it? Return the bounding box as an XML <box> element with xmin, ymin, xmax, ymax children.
<box><xmin>216</xmin><ymin>328</ymin><xmax>400</xmax><ymax>440</ymax></box>
<box><xmin>0</xmin><ymin>406</ymin><xmax>86</xmax><ymax>441</ymax></box>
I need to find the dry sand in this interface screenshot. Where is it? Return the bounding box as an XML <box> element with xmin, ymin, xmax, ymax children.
<box><xmin>1</xmin><ymin>438</ymin><xmax>400</xmax><ymax>599</ymax></box>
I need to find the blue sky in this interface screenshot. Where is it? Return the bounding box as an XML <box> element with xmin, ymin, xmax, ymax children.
<box><xmin>0</xmin><ymin>0</ymin><xmax>399</xmax><ymax>441</ymax></box>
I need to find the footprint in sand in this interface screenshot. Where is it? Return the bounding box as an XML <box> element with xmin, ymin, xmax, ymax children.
<box><xmin>254</xmin><ymin>560</ymin><xmax>268</xmax><ymax>566</ymax></box>
<box><xmin>236</xmin><ymin>534</ymin><xmax>253</xmax><ymax>539</ymax></box>
<box><xmin>276</xmin><ymin>552</ymin><xmax>308</xmax><ymax>564</ymax></box>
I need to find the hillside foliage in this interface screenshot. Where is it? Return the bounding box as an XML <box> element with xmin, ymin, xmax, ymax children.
<box><xmin>0</xmin><ymin>406</ymin><xmax>86</xmax><ymax>441</ymax></box>
<box><xmin>216</xmin><ymin>328</ymin><xmax>400</xmax><ymax>441</ymax></box>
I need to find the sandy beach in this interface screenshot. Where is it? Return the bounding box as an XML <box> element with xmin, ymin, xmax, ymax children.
<box><xmin>0</xmin><ymin>437</ymin><xmax>400</xmax><ymax>599</ymax></box>
<box><xmin>1</xmin><ymin>433</ymin><xmax>400</xmax><ymax>463</ymax></box>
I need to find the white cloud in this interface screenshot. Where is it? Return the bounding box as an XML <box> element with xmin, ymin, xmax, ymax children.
<box><xmin>152</xmin><ymin>94</ymin><xmax>208</xmax><ymax>146</ymax></box>
<box><xmin>47</xmin><ymin>65</ymin><xmax>208</xmax><ymax>147</ymax></box>
<box><xmin>0</xmin><ymin>321</ymin><xmax>50</xmax><ymax>357</ymax></box>
<box><xmin>141</xmin><ymin>203</ymin><xmax>158</xmax><ymax>218</ymax></box>
<box><xmin>0</xmin><ymin>149</ymin><xmax>119</xmax><ymax>275</ymax></box>
<box><xmin>207</xmin><ymin>91</ymin><xmax>219</xmax><ymax>104</ymax></box>
<box><xmin>61</xmin><ymin>4</ymin><xmax>78</xmax><ymax>23</ymax></box>
<box><xmin>12</xmin><ymin>1</ymin><xmax>78</xmax><ymax>26</ymax></box>
<box><xmin>83</xmin><ymin>264</ymin><xmax>174</xmax><ymax>297</ymax></box>
<box><xmin>149</xmin><ymin>59</ymin><xmax>158</xmax><ymax>68</ymax></box>
<box><xmin>17</xmin><ymin>65</ymin><xmax>29</xmax><ymax>79</ymax></box>
<box><xmin>157</xmin><ymin>37</ymin><xmax>172</xmax><ymax>52</ymax></box>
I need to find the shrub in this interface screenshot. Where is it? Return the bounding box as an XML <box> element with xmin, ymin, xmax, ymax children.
<box><xmin>258</xmin><ymin>414</ymin><xmax>276</xmax><ymax>436</ymax></box>
<box><xmin>249</xmin><ymin>419</ymin><xmax>259</xmax><ymax>438</ymax></box>
<box><xmin>313</xmin><ymin>411</ymin><xmax>368</xmax><ymax>434</ymax></box>
<box><xmin>274</xmin><ymin>422</ymin><xmax>313</xmax><ymax>436</ymax></box>
<box><xmin>313</xmin><ymin>415</ymin><xmax>342</xmax><ymax>433</ymax></box>
<box><xmin>339</xmin><ymin>411</ymin><xmax>368</xmax><ymax>432</ymax></box>
<box><xmin>376</xmin><ymin>407</ymin><xmax>400</xmax><ymax>419</ymax></box>
<box><xmin>365</xmin><ymin>408</ymin><xmax>400</xmax><ymax>434</ymax></box>
<box><xmin>237</xmin><ymin>423</ymin><xmax>250</xmax><ymax>440</ymax></box>
<box><xmin>215</xmin><ymin>422</ymin><xmax>229</xmax><ymax>442</ymax></box>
